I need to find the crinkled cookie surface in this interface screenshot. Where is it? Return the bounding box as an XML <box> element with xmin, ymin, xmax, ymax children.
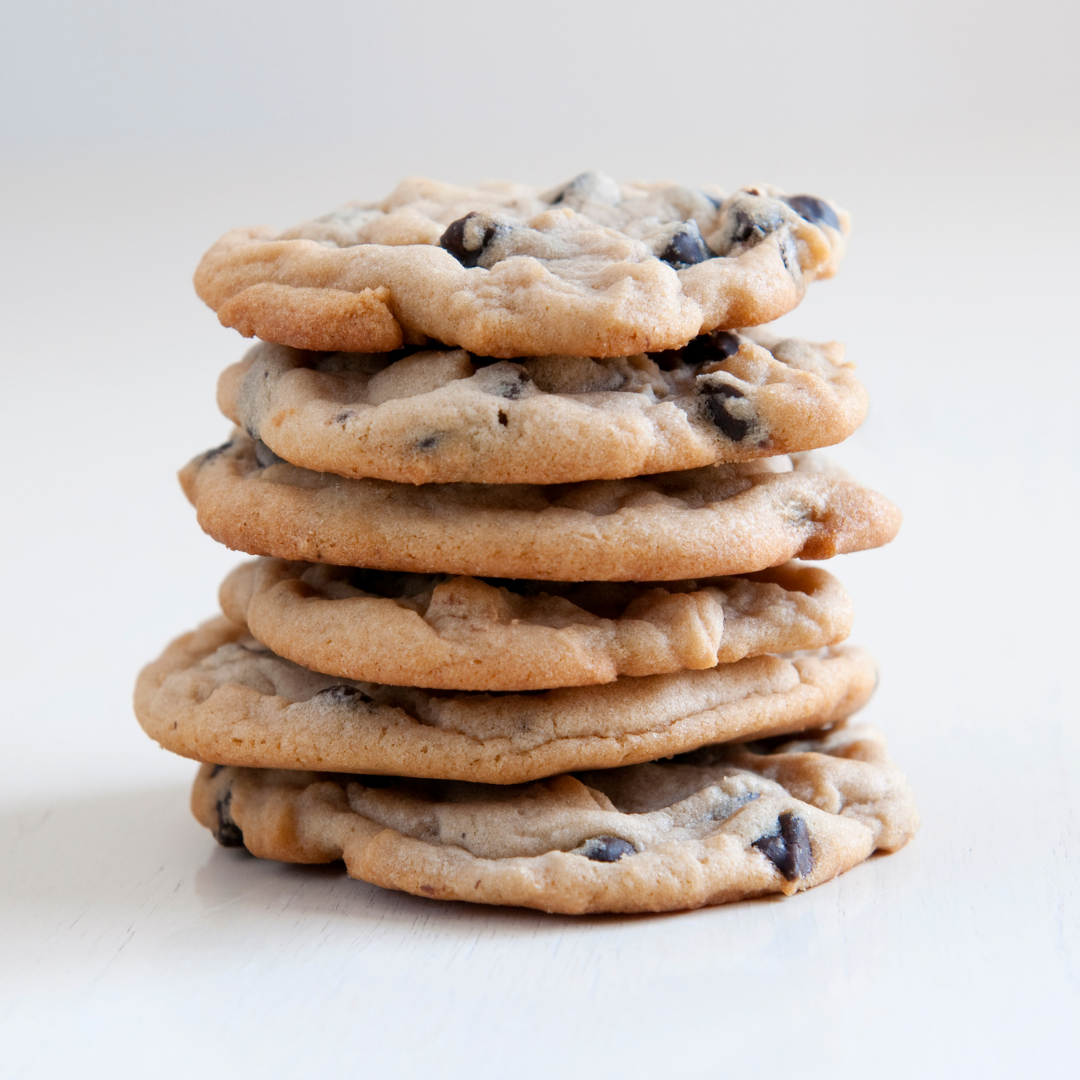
<box><xmin>191</xmin><ymin>722</ymin><xmax>917</xmax><ymax>914</ymax></box>
<box><xmin>218</xmin><ymin>329</ymin><xmax>867</xmax><ymax>484</ymax></box>
<box><xmin>195</xmin><ymin>172</ymin><xmax>850</xmax><ymax>358</ymax></box>
<box><xmin>220</xmin><ymin>559</ymin><xmax>852</xmax><ymax>690</ymax></box>
<box><xmin>137</xmin><ymin>617</ymin><xmax>876</xmax><ymax>784</ymax></box>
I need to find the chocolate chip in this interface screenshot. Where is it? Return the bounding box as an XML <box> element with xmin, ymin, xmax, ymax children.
<box><xmin>332</xmin><ymin>410</ymin><xmax>354</xmax><ymax>425</ymax></box>
<box><xmin>687</xmin><ymin>329</ymin><xmax>741</xmax><ymax>365</ymax></box>
<box><xmin>699</xmin><ymin>382</ymin><xmax>750</xmax><ymax>441</ymax></box>
<box><xmin>415</xmin><ymin>434</ymin><xmax>440</xmax><ymax>451</ymax></box>
<box><xmin>580</xmin><ymin>836</ymin><xmax>636</xmax><ymax>862</ymax></box>
<box><xmin>778</xmin><ymin>231</ymin><xmax>796</xmax><ymax>273</ymax></box>
<box><xmin>660</xmin><ymin>221</ymin><xmax>713</xmax><ymax>269</ymax></box>
<box><xmin>728</xmin><ymin>204</ymin><xmax>785</xmax><ymax>246</ymax></box>
<box><xmin>209</xmin><ymin>764</ymin><xmax>225</xmax><ymax>778</ymax></box>
<box><xmin>213</xmin><ymin>789</ymin><xmax>244</xmax><ymax>848</ymax></box>
<box><xmin>497</xmin><ymin>410</ymin><xmax>508</xmax><ymax>426</ymax></box>
<box><xmin>316</xmin><ymin>684</ymin><xmax>373</xmax><ymax>705</ymax></box>
<box><xmin>440</xmin><ymin>212</ymin><xmax>498</xmax><ymax>268</ymax></box>
<box><xmin>253</xmin><ymin>440</ymin><xmax>285</xmax><ymax>469</ymax></box>
<box><xmin>783</xmin><ymin>195</ymin><xmax>840</xmax><ymax>231</ymax></box>
<box><xmin>753</xmin><ymin>811</ymin><xmax>813</xmax><ymax>881</ymax></box>
<box><xmin>650</xmin><ymin>329</ymin><xmax>741</xmax><ymax>371</ymax></box>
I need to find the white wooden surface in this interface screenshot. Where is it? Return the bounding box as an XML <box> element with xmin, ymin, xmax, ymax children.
<box><xmin>2</xmin><ymin>49</ymin><xmax>1078</xmax><ymax>1076</ymax></box>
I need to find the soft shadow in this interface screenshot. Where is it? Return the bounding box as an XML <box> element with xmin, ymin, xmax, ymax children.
<box><xmin>0</xmin><ymin>783</ymin><xmax>883</xmax><ymax>945</ymax></box>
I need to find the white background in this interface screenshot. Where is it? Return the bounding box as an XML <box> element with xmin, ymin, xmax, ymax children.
<box><xmin>1</xmin><ymin>2</ymin><xmax>1078</xmax><ymax>1076</ymax></box>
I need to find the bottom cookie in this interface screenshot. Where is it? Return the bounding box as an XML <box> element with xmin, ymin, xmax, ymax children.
<box><xmin>192</xmin><ymin>723</ymin><xmax>918</xmax><ymax>914</ymax></box>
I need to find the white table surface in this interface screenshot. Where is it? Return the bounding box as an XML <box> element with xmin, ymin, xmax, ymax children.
<box><xmin>2</xmin><ymin>124</ymin><xmax>1078</xmax><ymax>1078</ymax></box>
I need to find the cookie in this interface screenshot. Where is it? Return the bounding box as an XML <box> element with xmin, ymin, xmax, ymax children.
<box><xmin>194</xmin><ymin>173</ymin><xmax>850</xmax><ymax>358</ymax></box>
<box><xmin>179</xmin><ymin>434</ymin><xmax>900</xmax><ymax>581</ymax></box>
<box><xmin>136</xmin><ymin>617</ymin><xmax>876</xmax><ymax>784</ymax></box>
<box><xmin>220</xmin><ymin>559</ymin><xmax>852</xmax><ymax>690</ymax></box>
<box><xmin>190</xmin><ymin>721</ymin><xmax>917</xmax><ymax>914</ymax></box>
<box><xmin>217</xmin><ymin>329</ymin><xmax>867</xmax><ymax>485</ymax></box>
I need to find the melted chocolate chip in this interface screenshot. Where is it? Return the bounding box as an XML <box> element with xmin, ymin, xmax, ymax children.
<box><xmin>253</xmin><ymin>440</ymin><xmax>286</xmax><ymax>469</ymax></box>
<box><xmin>752</xmin><ymin>811</ymin><xmax>813</xmax><ymax>881</ymax></box>
<box><xmin>440</xmin><ymin>212</ymin><xmax>497</xmax><ymax>268</ymax></box>
<box><xmin>660</xmin><ymin>222</ymin><xmax>713</xmax><ymax>269</ymax></box>
<box><xmin>700</xmin><ymin>382</ymin><xmax>750</xmax><ymax>441</ymax></box>
<box><xmin>214</xmin><ymin>789</ymin><xmax>245</xmax><ymax>848</ymax></box>
<box><xmin>651</xmin><ymin>329</ymin><xmax>741</xmax><ymax>371</ymax></box>
<box><xmin>686</xmin><ymin>329</ymin><xmax>741</xmax><ymax>365</ymax></box>
<box><xmin>581</xmin><ymin>836</ymin><xmax>636</xmax><ymax>862</ymax></box>
<box><xmin>316</xmin><ymin>684</ymin><xmax>373</xmax><ymax>705</ymax></box>
<box><xmin>209</xmin><ymin>764</ymin><xmax>226</xmax><ymax>778</ymax></box>
<box><xmin>728</xmin><ymin>204</ymin><xmax>785</xmax><ymax>246</ymax></box>
<box><xmin>783</xmin><ymin>195</ymin><xmax>840</xmax><ymax>231</ymax></box>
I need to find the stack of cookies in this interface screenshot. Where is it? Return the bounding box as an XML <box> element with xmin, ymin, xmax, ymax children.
<box><xmin>136</xmin><ymin>172</ymin><xmax>919</xmax><ymax>914</ymax></box>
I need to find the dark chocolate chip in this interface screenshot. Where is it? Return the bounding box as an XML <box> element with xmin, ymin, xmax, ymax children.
<box><xmin>699</xmin><ymin>382</ymin><xmax>750</xmax><ymax>441</ymax></box>
<box><xmin>783</xmin><ymin>195</ymin><xmax>840</xmax><ymax>231</ymax></box>
<box><xmin>650</xmin><ymin>329</ymin><xmax>741</xmax><ymax>371</ymax></box>
<box><xmin>660</xmin><ymin>221</ymin><xmax>713</xmax><ymax>269</ymax></box>
<box><xmin>316</xmin><ymin>684</ymin><xmax>373</xmax><ymax>705</ymax></box>
<box><xmin>728</xmin><ymin>204</ymin><xmax>785</xmax><ymax>246</ymax></box>
<box><xmin>581</xmin><ymin>836</ymin><xmax>636</xmax><ymax>862</ymax></box>
<box><xmin>779</xmin><ymin>230</ymin><xmax>799</xmax><ymax>276</ymax></box>
<box><xmin>209</xmin><ymin>764</ymin><xmax>225</xmax><ymax>778</ymax></box>
<box><xmin>752</xmin><ymin>811</ymin><xmax>813</xmax><ymax>881</ymax></box>
<box><xmin>497</xmin><ymin>410</ymin><xmax>508</xmax><ymax>426</ymax></box>
<box><xmin>686</xmin><ymin>329</ymin><xmax>741</xmax><ymax>365</ymax></box>
<box><xmin>213</xmin><ymin>789</ymin><xmax>245</xmax><ymax>848</ymax></box>
<box><xmin>440</xmin><ymin>212</ymin><xmax>497</xmax><ymax>269</ymax></box>
<box><xmin>253</xmin><ymin>440</ymin><xmax>286</xmax><ymax>469</ymax></box>
<box><xmin>415</xmin><ymin>434</ymin><xmax>440</xmax><ymax>452</ymax></box>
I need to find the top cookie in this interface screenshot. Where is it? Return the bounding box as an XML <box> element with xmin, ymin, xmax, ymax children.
<box><xmin>194</xmin><ymin>172</ymin><xmax>850</xmax><ymax>358</ymax></box>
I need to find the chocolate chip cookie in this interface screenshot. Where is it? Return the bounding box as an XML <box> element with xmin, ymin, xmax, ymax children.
<box><xmin>194</xmin><ymin>172</ymin><xmax>849</xmax><ymax>358</ymax></box>
<box><xmin>180</xmin><ymin>434</ymin><xmax>900</xmax><ymax>581</ymax></box>
<box><xmin>191</xmin><ymin>722</ymin><xmax>917</xmax><ymax>913</ymax></box>
<box><xmin>220</xmin><ymin>559</ymin><xmax>852</xmax><ymax>690</ymax></box>
<box><xmin>137</xmin><ymin>617</ymin><xmax>876</xmax><ymax>784</ymax></box>
<box><xmin>217</xmin><ymin>330</ymin><xmax>867</xmax><ymax>484</ymax></box>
